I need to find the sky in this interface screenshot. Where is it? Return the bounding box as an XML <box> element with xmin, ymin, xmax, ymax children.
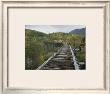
<box><xmin>25</xmin><ymin>25</ymin><xmax>85</xmax><ymax>34</ymax></box>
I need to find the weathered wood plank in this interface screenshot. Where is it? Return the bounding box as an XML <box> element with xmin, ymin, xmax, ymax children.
<box><xmin>69</xmin><ymin>46</ymin><xmax>80</xmax><ymax>70</ymax></box>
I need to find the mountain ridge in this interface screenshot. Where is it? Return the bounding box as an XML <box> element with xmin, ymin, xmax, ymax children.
<box><xmin>69</xmin><ymin>28</ymin><xmax>86</xmax><ymax>36</ymax></box>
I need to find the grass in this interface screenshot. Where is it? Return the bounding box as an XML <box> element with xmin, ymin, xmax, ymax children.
<box><xmin>75</xmin><ymin>46</ymin><xmax>85</xmax><ymax>62</ymax></box>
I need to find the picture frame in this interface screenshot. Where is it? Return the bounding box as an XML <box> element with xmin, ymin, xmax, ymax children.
<box><xmin>0</xmin><ymin>0</ymin><xmax>110</xmax><ymax>94</ymax></box>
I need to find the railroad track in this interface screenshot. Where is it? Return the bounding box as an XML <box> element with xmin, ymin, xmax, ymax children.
<box><xmin>37</xmin><ymin>45</ymin><xmax>80</xmax><ymax>70</ymax></box>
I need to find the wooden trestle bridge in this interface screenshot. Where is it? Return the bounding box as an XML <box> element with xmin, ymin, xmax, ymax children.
<box><xmin>37</xmin><ymin>45</ymin><xmax>85</xmax><ymax>70</ymax></box>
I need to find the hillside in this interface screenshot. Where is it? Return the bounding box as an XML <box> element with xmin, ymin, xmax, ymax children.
<box><xmin>25</xmin><ymin>29</ymin><xmax>85</xmax><ymax>70</ymax></box>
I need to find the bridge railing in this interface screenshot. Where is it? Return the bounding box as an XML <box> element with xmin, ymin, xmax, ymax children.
<box><xmin>36</xmin><ymin>46</ymin><xmax>63</xmax><ymax>70</ymax></box>
<box><xmin>69</xmin><ymin>46</ymin><xmax>80</xmax><ymax>70</ymax></box>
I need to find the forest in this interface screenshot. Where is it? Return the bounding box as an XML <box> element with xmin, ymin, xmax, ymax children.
<box><xmin>25</xmin><ymin>29</ymin><xmax>85</xmax><ymax>70</ymax></box>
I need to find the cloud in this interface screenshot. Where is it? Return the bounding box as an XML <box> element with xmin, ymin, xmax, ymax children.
<box><xmin>25</xmin><ymin>25</ymin><xmax>85</xmax><ymax>34</ymax></box>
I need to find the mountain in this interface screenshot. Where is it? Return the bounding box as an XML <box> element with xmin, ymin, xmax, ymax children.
<box><xmin>69</xmin><ymin>28</ymin><xmax>86</xmax><ymax>36</ymax></box>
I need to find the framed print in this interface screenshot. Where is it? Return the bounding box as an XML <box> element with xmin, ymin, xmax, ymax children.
<box><xmin>0</xmin><ymin>0</ymin><xmax>110</xmax><ymax>94</ymax></box>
